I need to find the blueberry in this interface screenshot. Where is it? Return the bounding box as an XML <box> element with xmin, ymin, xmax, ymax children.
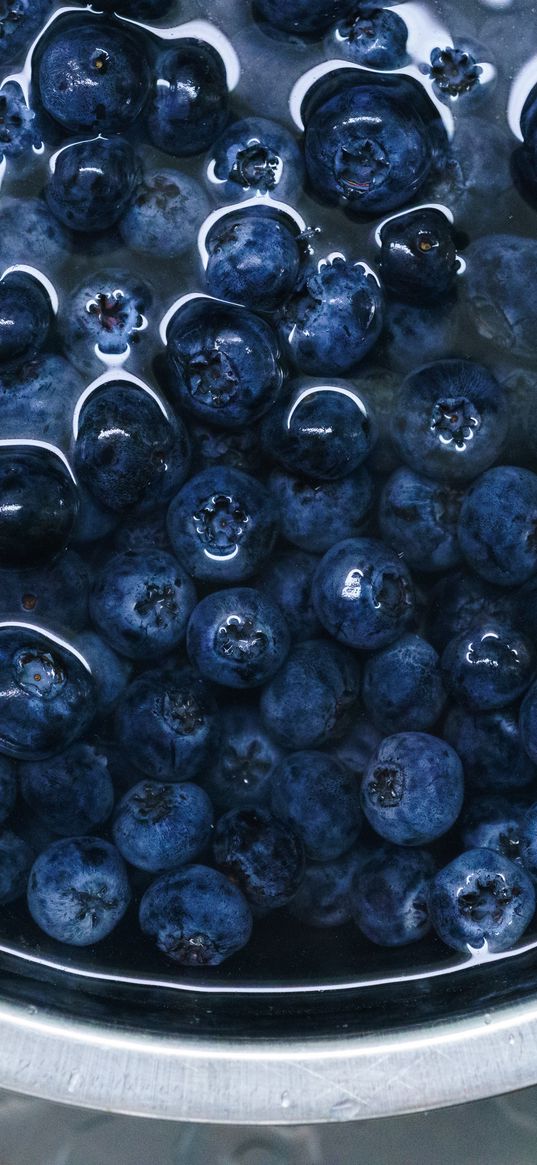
<box><xmin>270</xmin><ymin>750</ymin><xmax>362</xmax><ymax>860</ymax></box>
<box><xmin>304</xmin><ymin>74</ymin><xmax>445</xmax><ymax>214</ymax></box>
<box><xmin>520</xmin><ymin>803</ymin><xmax>537</xmax><ymax>881</ymax></box>
<box><xmin>139</xmin><ymin>864</ymin><xmax>252</xmax><ymax>966</ymax></box>
<box><xmin>460</xmin><ymin>796</ymin><xmax>525</xmax><ymax>865</ymax></box>
<box><xmin>113</xmin><ymin>780</ymin><xmax>213</xmax><ymax>873</ymax></box>
<box><xmin>187</xmin><ymin>587</ymin><xmax>290</xmax><ymax>689</ymax></box>
<box><xmin>260</xmin><ymin>639</ymin><xmax>361</xmax><ymax>749</ymax></box>
<box><xmin>38</xmin><ymin>21</ymin><xmax>150</xmax><ymax>134</ymax></box>
<box><xmin>256</xmin><ymin>549</ymin><xmax>322</xmax><ymax>642</ymax></box>
<box><xmin>20</xmin><ymin>739</ymin><xmax>115</xmax><ymax>836</ymax></box>
<box><xmin>462</xmin><ymin>235</ymin><xmax>537</xmax><ymax>361</ymax></box>
<box><xmin>0</xmin><ymin>550</ymin><xmax>89</xmax><ymax>633</ymax></box>
<box><xmin>390</xmin><ymin>360</ymin><xmax>508</xmax><ymax>484</ymax></box>
<box><xmin>0</xmin><ymin>197</ymin><xmax>70</xmax><ymax>270</ymax></box>
<box><xmin>330</xmin><ymin>714</ymin><xmax>382</xmax><ymax>780</ymax></box>
<box><xmin>312</xmin><ymin>537</ymin><xmax>415</xmax><ymax>651</ymax></box>
<box><xmin>207</xmin><ymin>116</ymin><xmax>304</xmax><ymax>203</ymax></box>
<box><xmin>0</xmin><ymin>626</ymin><xmax>97</xmax><ymax>760</ymax></box>
<box><xmin>362</xmin><ymin>732</ymin><xmax>464</xmax><ymax>846</ymax></box>
<box><xmin>254</xmin><ymin>0</ymin><xmax>352</xmax><ymax>38</ymax></box>
<box><xmin>379</xmin><ymin>468</ymin><xmax>463</xmax><ymax>574</ymax></box>
<box><xmin>120</xmin><ymin>168</ymin><xmax>210</xmax><ymax>260</ymax></box>
<box><xmin>27</xmin><ymin>836</ymin><xmax>131</xmax><ymax>946</ymax></box>
<box><xmin>61</xmin><ymin>271</ymin><xmax>150</xmax><ymax>377</ymax></box>
<box><xmin>74</xmin><ymin>632</ymin><xmax>131</xmax><ymax>716</ymax></box>
<box><xmin>114</xmin><ymin>666</ymin><xmax>219</xmax><ymax>783</ymax></box>
<box><xmin>268</xmin><ymin>466</ymin><xmax>373</xmax><ymax>554</ymax></box>
<box><xmin>428</xmin><ymin>45</ymin><xmax>484</xmax><ymax>102</ymax></box>
<box><xmin>74</xmin><ymin>382</ymin><xmax>191</xmax><ymax>515</ymax></box>
<box><xmin>430</xmin><ymin>848</ymin><xmax>535</xmax><ymax>953</ymax></box>
<box><xmin>0</xmin><ymin>354</ymin><xmax>83</xmax><ymax>447</ymax></box>
<box><xmin>446</xmin><ymin>704</ymin><xmax>536</xmax><ymax>799</ymax></box>
<box><xmin>114</xmin><ymin>511</ymin><xmax>171</xmax><ymax>556</ymax></box>
<box><xmin>363</xmin><ymin>634</ymin><xmax>446</xmax><ymax>735</ymax></box>
<box><xmin>45</xmin><ymin>137</ymin><xmax>139</xmax><ymax>233</ymax></box>
<box><xmin>458</xmin><ymin>466</ymin><xmax>537</xmax><ymax>587</ymax></box>
<box><xmin>93</xmin><ymin>0</ymin><xmax>173</xmax><ymax>14</ymax></box>
<box><xmin>0</xmin><ymin>0</ymin><xmax>53</xmax><ymax>67</ymax></box>
<box><xmin>167</xmin><ymin>467</ymin><xmax>278</xmax><ymax>585</ymax></box>
<box><xmin>0</xmin><ymin>82</ymin><xmax>42</xmax><ymax>161</ymax></box>
<box><xmin>441</xmin><ymin>623</ymin><xmax>535</xmax><ymax>712</ymax></box>
<box><xmin>166</xmin><ymin>299</ymin><xmax>283</xmax><ymax>430</ymax></box>
<box><xmin>519</xmin><ymin>679</ymin><xmax>537</xmax><ymax>766</ymax></box>
<box><xmin>0</xmin><ymin>756</ymin><xmax>16</xmax><ymax>825</ymax></box>
<box><xmin>381</xmin><ymin>293</ymin><xmax>460</xmax><ymax>376</ymax></box>
<box><xmin>351</xmin><ymin>845</ymin><xmax>436</xmax><ymax>947</ymax></box>
<box><xmin>425</xmin><ymin>570</ymin><xmax>514</xmax><ymax>654</ymax></box>
<box><xmin>147</xmin><ymin>42</ymin><xmax>229</xmax><ymax>158</ymax></box>
<box><xmin>334</xmin><ymin>5</ymin><xmax>409</xmax><ymax>69</ymax></box>
<box><xmin>261</xmin><ymin>379</ymin><xmax>376</xmax><ymax>481</ymax></box>
<box><xmin>200</xmin><ymin>706</ymin><xmax>284</xmax><ymax>812</ymax></box>
<box><xmin>0</xmin><ymin>447</ymin><xmax>78</xmax><ymax>568</ymax></box>
<box><xmin>90</xmin><ymin>550</ymin><xmax>196</xmax><ymax>662</ymax></box>
<box><xmin>71</xmin><ymin>486</ymin><xmax>119</xmax><ymax>547</ymax></box>
<box><xmin>0</xmin><ymin>272</ymin><xmax>51</xmax><ymax>370</ymax></box>
<box><xmin>288</xmin><ymin>846</ymin><xmax>367</xmax><ymax>928</ymax></box>
<box><xmin>379</xmin><ymin>208</ymin><xmax>458</xmax><ymax>304</ymax></box>
<box><xmin>205</xmin><ymin>209</ymin><xmax>303</xmax><ymax>314</ymax></box>
<box><xmin>427</xmin><ymin>122</ymin><xmax>512</xmax><ymax>231</ymax></box>
<box><xmin>213</xmin><ymin>807</ymin><xmax>305</xmax><ymax>912</ymax></box>
<box><xmin>280</xmin><ymin>257</ymin><xmax>384</xmax><ymax>375</ymax></box>
<box><xmin>0</xmin><ymin>830</ymin><xmax>32</xmax><ymax>904</ymax></box>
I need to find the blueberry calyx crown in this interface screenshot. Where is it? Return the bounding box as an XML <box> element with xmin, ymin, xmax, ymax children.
<box><xmin>216</xmin><ymin>616</ymin><xmax>269</xmax><ymax>661</ymax></box>
<box><xmin>13</xmin><ymin>647</ymin><xmax>66</xmax><ymax>699</ymax></box>
<box><xmin>229</xmin><ymin>142</ymin><xmax>280</xmax><ymax>191</ymax></box>
<box><xmin>193</xmin><ymin>493</ymin><xmax>249</xmax><ymax>557</ymax></box>
<box><xmin>430</xmin><ymin>398</ymin><xmax>480</xmax><ymax>449</ymax></box>
<box><xmin>458</xmin><ymin>875</ymin><xmax>520</xmax><ymax>924</ymax></box>
<box><xmin>367</xmin><ymin>764</ymin><xmax>404</xmax><ymax>807</ymax></box>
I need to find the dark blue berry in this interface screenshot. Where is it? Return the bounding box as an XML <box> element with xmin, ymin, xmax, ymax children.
<box><xmin>205</xmin><ymin>209</ymin><xmax>303</xmax><ymax>314</ymax></box>
<box><xmin>390</xmin><ymin>360</ymin><xmax>508</xmax><ymax>484</ymax></box>
<box><xmin>75</xmin><ymin>632</ymin><xmax>131</xmax><ymax>717</ymax></box>
<box><xmin>166</xmin><ymin>299</ymin><xmax>283</xmax><ymax>431</ymax></box>
<box><xmin>114</xmin><ymin>666</ymin><xmax>219</xmax><ymax>784</ymax></box>
<box><xmin>167</xmin><ymin>467</ymin><xmax>278</xmax><ymax>585</ymax></box>
<box><xmin>260</xmin><ymin>638</ymin><xmax>361</xmax><ymax>749</ymax></box>
<box><xmin>213</xmin><ymin>807</ymin><xmax>305</xmax><ymax>912</ymax></box>
<box><xmin>458</xmin><ymin>466</ymin><xmax>537</xmax><ymax>587</ymax></box>
<box><xmin>331</xmin><ymin>714</ymin><xmax>381</xmax><ymax>780</ymax></box>
<box><xmin>19</xmin><ymin>739</ymin><xmax>115</xmax><ymax>836</ymax></box>
<box><xmin>261</xmin><ymin>379</ymin><xmax>376</xmax><ymax>480</ymax></box>
<box><xmin>441</xmin><ymin>623</ymin><xmax>535</xmax><ymax>712</ymax></box>
<box><xmin>462</xmin><ymin>235</ymin><xmax>537</xmax><ymax>361</ymax></box>
<box><xmin>427</xmin><ymin>121</ymin><xmax>512</xmax><ymax>232</ymax></box>
<box><xmin>0</xmin><ymin>81</ymin><xmax>41</xmax><ymax>161</ymax></box>
<box><xmin>113</xmin><ymin>780</ymin><xmax>213</xmax><ymax>873</ymax></box>
<box><xmin>520</xmin><ymin>803</ymin><xmax>537</xmax><ymax>881</ymax></box>
<box><xmin>268</xmin><ymin>466</ymin><xmax>373</xmax><ymax>553</ymax></box>
<box><xmin>382</xmin><ymin>293</ymin><xmax>461</xmax><ymax>376</ymax></box>
<box><xmin>38</xmin><ymin>21</ymin><xmax>150</xmax><ymax>134</ymax></box>
<box><xmin>45</xmin><ymin>137</ymin><xmax>139</xmax><ymax>232</ymax></box>
<box><xmin>0</xmin><ymin>830</ymin><xmax>32</xmax><ymax>904</ymax></box>
<box><xmin>334</xmin><ymin>5</ymin><xmax>409</xmax><ymax>69</ymax></box>
<box><xmin>0</xmin><ymin>447</ymin><xmax>78</xmax><ymax>568</ymax></box>
<box><xmin>0</xmin><ymin>0</ymin><xmax>53</xmax><ymax>67</ymax></box>
<box><xmin>0</xmin><ymin>271</ymin><xmax>50</xmax><ymax>370</ymax></box>
<box><xmin>0</xmin><ymin>550</ymin><xmax>89</xmax><ymax>633</ymax></box>
<box><xmin>363</xmin><ymin>634</ymin><xmax>446</xmax><ymax>735</ymax></box>
<box><xmin>27</xmin><ymin>836</ymin><xmax>131</xmax><ymax>946</ymax></box>
<box><xmin>0</xmin><ymin>197</ymin><xmax>70</xmax><ymax>270</ymax></box>
<box><xmin>271</xmin><ymin>750</ymin><xmax>362</xmax><ymax>861</ymax></box>
<box><xmin>379</xmin><ymin>208</ymin><xmax>458</xmax><ymax>304</ymax></box>
<box><xmin>288</xmin><ymin>846</ymin><xmax>367</xmax><ymax>927</ymax></box>
<box><xmin>312</xmin><ymin>537</ymin><xmax>415</xmax><ymax>651</ymax></box>
<box><xmin>207</xmin><ymin>116</ymin><xmax>304</xmax><ymax>203</ymax></box>
<box><xmin>256</xmin><ymin>549</ymin><xmax>322</xmax><ymax>642</ymax></box>
<box><xmin>187</xmin><ymin>587</ymin><xmax>290</xmax><ymax>689</ymax></box>
<box><xmin>425</xmin><ymin>570</ymin><xmax>514</xmax><ymax>654</ymax></box>
<box><xmin>139</xmin><ymin>864</ymin><xmax>252</xmax><ymax>966</ymax></box>
<box><xmin>351</xmin><ymin>845</ymin><xmax>436</xmax><ymax>947</ymax></box>
<box><xmin>120</xmin><ymin>167</ymin><xmax>210</xmax><ymax>260</ymax></box>
<box><xmin>200</xmin><ymin>706</ymin><xmax>284</xmax><ymax>812</ymax></box>
<box><xmin>428</xmin><ymin>44</ymin><xmax>485</xmax><ymax>103</ymax></box>
<box><xmin>362</xmin><ymin>732</ymin><xmax>464</xmax><ymax>846</ymax></box>
<box><xmin>74</xmin><ymin>382</ymin><xmax>191</xmax><ymax>515</ymax></box>
<box><xmin>379</xmin><ymin>468</ymin><xmax>462</xmax><ymax>574</ymax></box>
<box><xmin>444</xmin><ymin>705</ymin><xmax>536</xmax><ymax>794</ymax></box>
<box><xmin>62</xmin><ymin>272</ymin><xmax>150</xmax><ymax>377</ymax></box>
<box><xmin>460</xmin><ymin>796</ymin><xmax>525</xmax><ymax>865</ymax></box>
<box><xmin>254</xmin><ymin>0</ymin><xmax>355</xmax><ymax>38</ymax></box>
<box><xmin>0</xmin><ymin>354</ymin><xmax>82</xmax><ymax>448</ymax></box>
<box><xmin>430</xmin><ymin>848</ymin><xmax>535</xmax><ymax>953</ymax></box>
<box><xmin>90</xmin><ymin>550</ymin><xmax>196</xmax><ymax>662</ymax></box>
<box><xmin>0</xmin><ymin>756</ymin><xmax>16</xmax><ymax>825</ymax></box>
<box><xmin>280</xmin><ymin>257</ymin><xmax>384</xmax><ymax>375</ymax></box>
<box><xmin>147</xmin><ymin>43</ymin><xmax>229</xmax><ymax>158</ymax></box>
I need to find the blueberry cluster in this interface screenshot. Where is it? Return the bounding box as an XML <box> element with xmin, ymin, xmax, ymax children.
<box><xmin>0</xmin><ymin>0</ymin><xmax>536</xmax><ymax>976</ymax></box>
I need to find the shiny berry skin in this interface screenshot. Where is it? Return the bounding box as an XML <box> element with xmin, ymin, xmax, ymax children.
<box><xmin>351</xmin><ymin>845</ymin><xmax>436</xmax><ymax>947</ymax></box>
<box><xmin>90</xmin><ymin>550</ymin><xmax>197</xmax><ymax>662</ymax></box>
<box><xmin>113</xmin><ymin>780</ymin><xmax>214</xmax><ymax>873</ymax></box>
<box><xmin>428</xmin><ymin>44</ymin><xmax>485</xmax><ymax>103</ymax></box>
<box><xmin>458</xmin><ymin>466</ymin><xmax>537</xmax><ymax>587</ymax></box>
<box><xmin>0</xmin><ymin>626</ymin><xmax>97</xmax><ymax>760</ymax></box>
<box><xmin>187</xmin><ymin>587</ymin><xmax>290</xmax><ymax>689</ymax></box>
<box><xmin>260</xmin><ymin>638</ymin><xmax>361</xmax><ymax>750</ymax></box>
<box><xmin>460</xmin><ymin>796</ymin><xmax>525</xmax><ymax>865</ymax></box>
<box><xmin>261</xmin><ymin>379</ymin><xmax>377</xmax><ymax>481</ymax></box>
<box><xmin>166</xmin><ymin>299</ymin><xmax>283</xmax><ymax>430</ymax></box>
<box><xmin>425</xmin><ymin>570</ymin><xmax>514</xmax><ymax>654</ymax></box>
<box><xmin>37</xmin><ymin>21</ymin><xmax>150</xmax><ymax>134</ymax></box>
<box><xmin>254</xmin><ymin>0</ymin><xmax>349</xmax><ymax>37</ymax></box>
<box><xmin>139</xmin><ymin>864</ymin><xmax>252</xmax><ymax>966</ymax></box>
<box><xmin>74</xmin><ymin>383</ymin><xmax>191</xmax><ymax>516</ymax></box>
<box><xmin>379</xmin><ymin>208</ymin><xmax>458</xmax><ymax>304</ymax></box>
<box><xmin>312</xmin><ymin>537</ymin><xmax>415</xmax><ymax>651</ymax></box>
<box><xmin>362</xmin><ymin>633</ymin><xmax>446</xmax><ymax>734</ymax></box>
<box><xmin>114</xmin><ymin>667</ymin><xmax>219</xmax><ymax>784</ymax></box>
<box><xmin>205</xmin><ymin>209</ymin><xmax>303</xmax><ymax>314</ymax></box>
<box><xmin>207</xmin><ymin>116</ymin><xmax>304</xmax><ymax>203</ymax></box>
<box><xmin>280</xmin><ymin>256</ymin><xmax>384</xmax><ymax>376</ymax></box>
<box><xmin>0</xmin><ymin>447</ymin><xmax>78</xmax><ymax>568</ymax></box>
<box><xmin>441</xmin><ymin>623</ymin><xmax>535</xmax><ymax>713</ymax></box>
<box><xmin>362</xmin><ymin>732</ymin><xmax>464</xmax><ymax>846</ymax></box>
<box><xmin>335</xmin><ymin>5</ymin><xmax>409</xmax><ymax>69</ymax></box>
<box><xmin>27</xmin><ymin>836</ymin><xmax>131</xmax><ymax>946</ymax></box>
<box><xmin>213</xmin><ymin>807</ymin><xmax>305</xmax><ymax>912</ymax></box>
<box><xmin>430</xmin><ymin>848</ymin><xmax>535</xmax><ymax>953</ymax></box>
<box><xmin>167</xmin><ymin>467</ymin><xmax>278</xmax><ymax>586</ymax></box>
<box><xmin>147</xmin><ymin>43</ymin><xmax>229</xmax><ymax>158</ymax></box>
<box><xmin>390</xmin><ymin>360</ymin><xmax>508</xmax><ymax>484</ymax></box>
<box><xmin>271</xmin><ymin>750</ymin><xmax>363</xmax><ymax>861</ymax></box>
<box><xmin>379</xmin><ymin>468</ymin><xmax>463</xmax><ymax>574</ymax></box>
<box><xmin>45</xmin><ymin>137</ymin><xmax>139</xmax><ymax>233</ymax></box>
<box><xmin>0</xmin><ymin>271</ymin><xmax>51</xmax><ymax>370</ymax></box>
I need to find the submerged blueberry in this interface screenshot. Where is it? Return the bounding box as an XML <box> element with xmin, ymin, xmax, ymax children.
<box><xmin>113</xmin><ymin>780</ymin><xmax>213</xmax><ymax>873</ymax></box>
<box><xmin>441</xmin><ymin>623</ymin><xmax>535</xmax><ymax>712</ymax></box>
<box><xmin>139</xmin><ymin>864</ymin><xmax>252</xmax><ymax>966</ymax></box>
<box><xmin>208</xmin><ymin>116</ymin><xmax>304</xmax><ymax>203</ymax></box>
<box><xmin>187</xmin><ymin>587</ymin><xmax>290</xmax><ymax>689</ymax></box>
<box><xmin>114</xmin><ymin>666</ymin><xmax>219</xmax><ymax>784</ymax></box>
<box><xmin>0</xmin><ymin>81</ymin><xmax>41</xmax><ymax>160</ymax></box>
<box><xmin>351</xmin><ymin>846</ymin><xmax>436</xmax><ymax>947</ymax></box>
<box><xmin>444</xmin><ymin>705</ymin><xmax>536</xmax><ymax>794</ymax></box>
<box><xmin>213</xmin><ymin>807</ymin><xmax>305</xmax><ymax>912</ymax></box>
<box><xmin>20</xmin><ymin>739</ymin><xmax>115</xmax><ymax>836</ymax></box>
<box><xmin>0</xmin><ymin>447</ymin><xmax>78</xmax><ymax>568</ymax></box>
<box><xmin>27</xmin><ymin>836</ymin><xmax>131</xmax><ymax>946</ymax></box>
<box><xmin>268</xmin><ymin>466</ymin><xmax>373</xmax><ymax>553</ymax></box>
<box><xmin>430</xmin><ymin>848</ymin><xmax>535</xmax><ymax>953</ymax></box>
<box><xmin>261</xmin><ymin>379</ymin><xmax>377</xmax><ymax>480</ymax></box>
<box><xmin>90</xmin><ymin>550</ymin><xmax>196</xmax><ymax>662</ymax></box>
<box><xmin>462</xmin><ymin>235</ymin><xmax>537</xmax><ymax>361</ymax></box>
<box><xmin>147</xmin><ymin>42</ymin><xmax>229</xmax><ymax>158</ymax></box>
<box><xmin>254</xmin><ymin>0</ymin><xmax>349</xmax><ymax>37</ymax></box>
<box><xmin>205</xmin><ymin>209</ymin><xmax>303</xmax><ymax>314</ymax></box>
<box><xmin>288</xmin><ymin>846</ymin><xmax>367</xmax><ymax>928</ymax></box>
<box><xmin>458</xmin><ymin>466</ymin><xmax>537</xmax><ymax>587</ymax></box>
<box><xmin>460</xmin><ymin>796</ymin><xmax>525</xmax><ymax>865</ymax></box>
<box><xmin>200</xmin><ymin>706</ymin><xmax>284</xmax><ymax>812</ymax></box>
<box><xmin>0</xmin><ymin>550</ymin><xmax>89</xmax><ymax>633</ymax></box>
<box><xmin>0</xmin><ymin>271</ymin><xmax>51</xmax><ymax>370</ymax></box>
<box><xmin>271</xmin><ymin>750</ymin><xmax>362</xmax><ymax>861</ymax></box>
<box><xmin>362</xmin><ymin>731</ymin><xmax>464</xmax><ymax>846</ymax></box>
<box><xmin>45</xmin><ymin>137</ymin><xmax>139</xmax><ymax>233</ymax></box>
<box><xmin>61</xmin><ymin>272</ymin><xmax>150</xmax><ymax>377</ymax></box>
<box><xmin>120</xmin><ymin>168</ymin><xmax>210</xmax><ymax>260</ymax></box>
<box><xmin>363</xmin><ymin>634</ymin><xmax>446</xmax><ymax>735</ymax></box>
<box><xmin>312</xmin><ymin>537</ymin><xmax>415</xmax><ymax>651</ymax></box>
<box><xmin>0</xmin><ymin>0</ymin><xmax>53</xmax><ymax>66</ymax></box>
<box><xmin>256</xmin><ymin>549</ymin><xmax>322</xmax><ymax>642</ymax></box>
<box><xmin>260</xmin><ymin>638</ymin><xmax>361</xmax><ymax>750</ymax></box>
<box><xmin>379</xmin><ymin>468</ymin><xmax>463</xmax><ymax>574</ymax></box>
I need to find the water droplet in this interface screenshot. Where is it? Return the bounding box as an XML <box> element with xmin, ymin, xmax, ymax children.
<box><xmin>330</xmin><ymin>1097</ymin><xmax>357</xmax><ymax>1119</ymax></box>
<box><xmin>280</xmin><ymin>1091</ymin><xmax>290</xmax><ymax>1109</ymax></box>
<box><xmin>67</xmin><ymin>1069</ymin><xmax>82</xmax><ymax>1094</ymax></box>
<box><xmin>509</xmin><ymin>1033</ymin><xmax>516</xmax><ymax>1046</ymax></box>
<box><xmin>484</xmin><ymin>1013</ymin><xmax>492</xmax><ymax>1025</ymax></box>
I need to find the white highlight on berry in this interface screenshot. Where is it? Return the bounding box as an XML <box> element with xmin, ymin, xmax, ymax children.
<box><xmin>0</xmin><ymin>438</ymin><xmax>76</xmax><ymax>483</ymax></box>
<box><xmin>286</xmin><ymin>383</ymin><xmax>369</xmax><ymax>431</ymax></box>
<box><xmin>72</xmin><ymin>370</ymin><xmax>170</xmax><ymax>440</ymax></box>
<box><xmin>197</xmin><ymin>196</ymin><xmax>307</xmax><ymax>270</ymax></box>
<box><xmin>508</xmin><ymin>53</ymin><xmax>537</xmax><ymax>141</ymax></box>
